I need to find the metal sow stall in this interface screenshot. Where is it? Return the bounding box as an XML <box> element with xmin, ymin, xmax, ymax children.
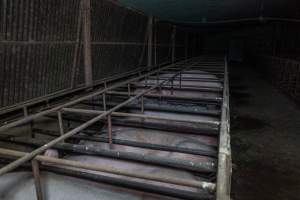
<box><xmin>0</xmin><ymin>1</ymin><xmax>231</xmax><ymax>200</ymax></box>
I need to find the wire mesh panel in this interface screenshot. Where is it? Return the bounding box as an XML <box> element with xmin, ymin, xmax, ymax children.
<box><xmin>0</xmin><ymin>0</ymin><xmax>81</xmax><ymax>107</ymax></box>
<box><xmin>90</xmin><ymin>0</ymin><xmax>148</xmax><ymax>82</ymax></box>
<box><xmin>0</xmin><ymin>0</ymin><xmax>196</xmax><ymax>111</ymax></box>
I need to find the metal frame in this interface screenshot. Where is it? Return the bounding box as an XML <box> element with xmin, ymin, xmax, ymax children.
<box><xmin>0</xmin><ymin>56</ymin><xmax>231</xmax><ymax>200</ymax></box>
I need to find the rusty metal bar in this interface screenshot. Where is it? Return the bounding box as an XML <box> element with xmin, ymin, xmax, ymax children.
<box><xmin>171</xmin><ymin>25</ymin><xmax>176</xmax><ymax>63</ymax></box>
<box><xmin>31</xmin><ymin>128</ymin><xmax>217</xmax><ymax>157</ymax></box>
<box><xmin>107</xmin><ymin>115</ymin><xmax>113</xmax><ymax>148</ymax></box>
<box><xmin>0</xmin><ymin>63</ymin><xmax>188</xmax><ymax>175</ymax></box>
<box><xmin>71</xmin><ymin>0</ymin><xmax>83</xmax><ymax>89</ymax></box>
<box><xmin>62</xmin><ymin>108</ymin><xmax>220</xmax><ymax>126</ymax></box>
<box><xmin>31</xmin><ymin>160</ymin><xmax>44</xmax><ymax>200</ymax></box>
<box><xmin>106</xmin><ymin>91</ymin><xmax>223</xmax><ymax>103</ymax></box>
<box><xmin>147</xmin><ymin>16</ymin><xmax>153</xmax><ymax>69</ymax></box>
<box><xmin>216</xmin><ymin>57</ymin><xmax>231</xmax><ymax>200</ymax></box>
<box><xmin>82</xmin><ymin>0</ymin><xmax>93</xmax><ymax>87</ymax></box>
<box><xmin>3</xmin><ymin>137</ymin><xmax>216</xmax><ymax>173</ymax></box>
<box><xmin>0</xmin><ymin>60</ymin><xmax>186</xmax><ymax>132</ymax></box>
<box><xmin>0</xmin><ymin>148</ymin><xmax>216</xmax><ymax>192</ymax></box>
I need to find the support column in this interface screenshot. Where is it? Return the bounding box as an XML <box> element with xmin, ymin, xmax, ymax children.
<box><xmin>82</xmin><ymin>0</ymin><xmax>93</xmax><ymax>87</ymax></box>
<box><xmin>147</xmin><ymin>16</ymin><xmax>153</xmax><ymax>70</ymax></box>
<box><xmin>171</xmin><ymin>25</ymin><xmax>176</xmax><ymax>63</ymax></box>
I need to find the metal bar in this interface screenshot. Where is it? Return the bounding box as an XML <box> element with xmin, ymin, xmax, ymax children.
<box><xmin>57</xmin><ymin>111</ymin><xmax>64</xmax><ymax>143</ymax></box>
<box><xmin>4</xmin><ymin>137</ymin><xmax>216</xmax><ymax>173</ymax></box>
<box><xmin>171</xmin><ymin>25</ymin><xmax>176</xmax><ymax>63</ymax></box>
<box><xmin>0</xmin><ymin>60</ymin><xmax>185</xmax><ymax>131</ymax></box>
<box><xmin>32</xmin><ymin>128</ymin><xmax>217</xmax><ymax>157</ymax></box>
<box><xmin>82</xmin><ymin>101</ymin><xmax>221</xmax><ymax>116</ymax></box>
<box><xmin>32</xmin><ymin>160</ymin><xmax>44</xmax><ymax>200</ymax></box>
<box><xmin>0</xmin><ymin>64</ymin><xmax>187</xmax><ymax>175</ymax></box>
<box><xmin>70</xmin><ymin>0</ymin><xmax>83</xmax><ymax>89</ymax></box>
<box><xmin>106</xmin><ymin>91</ymin><xmax>223</xmax><ymax>104</ymax></box>
<box><xmin>127</xmin><ymin>83</ymin><xmax>131</xmax><ymax>97</ymax></box>
<box><xmin>0</xmin><ymin>148</ymin><xmax>216</xmax><ymax>192</ymax></box>
<box><xmin>147</xmin><ymin>16</ymin><xmax>153</xmax><ymax>69</ymax></box>
<box><xmin>62</xmin><ymin>108</ymin><xmax>220</xmax><ymax>126</ymax></box>
<box><xmin>82</xmin><ymin>0</ymin><xmax>93</xmax><ymax>87</ymax></box>
<box><xmin>107</xmin><ymin>115</ymin><xmax>113</xmax><ymax>148</ymax></box>
<box><xmin>216</xmin><ymin>57</ymin><xmax>231</xmax><ymax>200</ymax></box>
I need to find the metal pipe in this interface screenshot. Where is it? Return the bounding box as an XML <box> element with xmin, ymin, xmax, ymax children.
<box><xmin>62</xmin><ymin>108</ymin><xmax>220</xmax><ymax>126</ymax></box>
<box><xmin>106</xmin><ymin>91</ymin><xmax>223</xmax><ymax>104</ymax></box>
<box><xmin>82</xmin><ymin>0</ymin><xmax>93</xmax><ymax>87</ymax></box>
<box><xmin>0</xmin><ymin>60</ymin><xmax>184</xmax><ymax>132</ymax></box>
<box><xmin>107</xmin><ymin>115</ymin><xmax>113</xmax><ymax>148</ymax></box>
<box><xmin>4</xmin><ymin>137</ymin><xmax>216</xmax><ymax>173</ymax></box>
<box><xmin>32</xmin><ymin>160</ymin><xmax>44</xmax><ymax>200</ymax></box>
<box><xmin>32</xmin><ymin>128</ymin><xmax>217</xmax><ymax>157</ymax></box>
<box><xmin>0</xmin><ymin>66</ymin><xmax>186</xmax><ymax>175</ymax></box>
<box><xmin>0</xmin><ymin>148</ymin><xmax>216</xmax><ymax>192</ymax></box>
<box><xmin>216</xmin><ymin>57</ymin><xmax>231</xmax><ymax>200</ymax></box>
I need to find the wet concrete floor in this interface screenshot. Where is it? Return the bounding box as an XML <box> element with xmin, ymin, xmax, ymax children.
<box><xmin>230</xmin><ymin>62</ymin><xmax>300</xmax><ymax>200</ymax></box>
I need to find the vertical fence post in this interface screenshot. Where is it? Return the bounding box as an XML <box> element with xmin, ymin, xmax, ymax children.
<box><xmin>23</xmin><ymin>106</ymin><xmax>34</xmax><ymax>138</ymax></box>
<box><xmin>82</xmin><ymin>0</ymin><xmax>93</xmax><ymax>88</ymax></box>
<box><xmin>171</xmin><ymin>25</ymin><xmax>176</xmax><ymax>63</ymax></box>
<box><xmin>57</xmin><ymin>111</ymin><xmax>65</xmax><ymax>142</ymax></box>
<box><xmin>147</xmin><ymin>16</ymin><xmax>153</xmax><ymax>70</ymax></box>
<box><xmin>32</xmin><ymin>160</ymin><xmax>44</xmax><ymax>200</ymax></box>
<box><xmin>71</xmin><ymin>0</ymin><xmax>83</xmax><ymax>89</ymax></box>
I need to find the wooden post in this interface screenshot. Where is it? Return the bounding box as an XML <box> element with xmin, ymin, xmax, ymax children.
<box><xmin>82</xmin><ymin>0</ymin><xmax>93</xmax><ymax>87</ymax></box>
<box><xmin>147</xmin><ymin>16</ymin><xmax>153</xmax><ymax>70</ymax></box>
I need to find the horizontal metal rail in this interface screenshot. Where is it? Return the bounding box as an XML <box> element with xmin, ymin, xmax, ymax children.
<box><xmin>0</xmin><ymin>60</ymin><xmax>192</xmax><ymax>175</ymax></box>
<box><xmin>0</xmin><ymin>148</ymin><xmax>216</xmax><ymax>192</ymax></box>
<box><xmin>62</xmin><ymin>108</ymin><xmax>220</xmax><ymax>126</ymax></box>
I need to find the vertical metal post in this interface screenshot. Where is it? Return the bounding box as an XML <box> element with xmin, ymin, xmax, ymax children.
<box><xmin>71</xmin><ymin>0</ymin><xmax>83</xmax><ymax>89</ymax></box>
<box><xmin>57</xmin><ymin>111</ymin><xmax>64</xmax><ymax>142</ymax></box>
<box><xmin>127</xmin><ymin>83</ymin><xmax>131</xmax><ymax>97</ymax></box>
<box><xmin>23</xmin><ymin>106</ymin><xmax>34</xmax><ymax>138</ymax></box>
<box><xmin>179</xmin><ymin>71</ymin><xmax>182</xmax><ymax>89</ymax></box>
<box><xmin>141</xmin><ymin>96</ymin><xmax>144</xmax><ymax>113</ymax></box>
<box><xmin>107</xmin><ymin>115</ymin><xmax>113</xmax><ymax>149</ymax></box>
<box><xmin>154</xmin><ymin>18</ymin><xmax>157</xmax><ymax>68</ymax></box>
<box><xmin>32</xmin><ymin>160</ymin><xmax>43</xmax><ymax>200</ymax></box>
<box><xmin>171</xmin><ymin>25</ymin><xmax>176</xmax><ymax>63</ymax></box>
<box><xmin>171</xmin><ymin>78</ymin><xmax>174</xmax><ymax>95</ymax></box>
<box><xmin>147</xmin><ymin>16</ymin><xmax>153</xmax><ymax>70</ymax></box>
<box><xmin>103</xmin><ymin>93</ymin><xmax>107</xmax><ymax>111</ymax></box>
<box><xmin>82</xmin><ymin>0</ymin><xmax>93</xmax><ymax>87</ymax></box>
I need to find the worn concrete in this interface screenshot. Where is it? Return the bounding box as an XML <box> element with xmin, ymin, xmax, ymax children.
<box><xmin>230</xmin><ymin>62</ymin><xmax>300</xmax><ymax>200</ymax></box>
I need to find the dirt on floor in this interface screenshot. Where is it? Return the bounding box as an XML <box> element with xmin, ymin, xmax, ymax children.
<box><xmin>230</xmin><ymin>62</ymin><xmax>300</xmax><ymax>200</ymax></box>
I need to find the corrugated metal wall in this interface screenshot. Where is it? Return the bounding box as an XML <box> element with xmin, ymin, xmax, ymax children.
<box><xmin>0</xmin><ymin>0</ymin><xmax>198</xmax><ymax>110</ymax></box>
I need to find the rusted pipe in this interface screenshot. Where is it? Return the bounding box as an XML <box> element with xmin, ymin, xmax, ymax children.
<box><xmin>0</xmin><ymin>148</ymin><xmax>216</xmax><ymax>192</ymax></box>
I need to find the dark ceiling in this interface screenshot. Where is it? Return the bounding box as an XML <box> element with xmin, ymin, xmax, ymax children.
<box><xmin>118</xmin><ymin>0</ymin><xmax>300</xmax><ymax>24</ymax></box>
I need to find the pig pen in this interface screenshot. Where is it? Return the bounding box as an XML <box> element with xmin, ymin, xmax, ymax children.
<box><xmin>0</xmin><ymin>56</ymin><xmax>231</xmax><ymax>200</ymax></box>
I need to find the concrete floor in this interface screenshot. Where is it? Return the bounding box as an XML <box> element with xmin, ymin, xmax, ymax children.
<box><xmin>230</xmin><ymin>62</ymin><xmax>300</xmax><ymax>200</ymax></box>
